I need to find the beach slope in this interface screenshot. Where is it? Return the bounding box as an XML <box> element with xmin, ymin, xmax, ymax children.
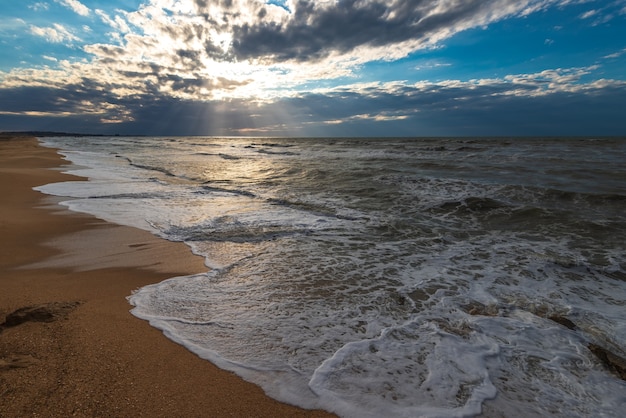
<box><xmin>0</xmin><ymin>136</ymin><xmax>334</xmax><ymax>417</ymax></box>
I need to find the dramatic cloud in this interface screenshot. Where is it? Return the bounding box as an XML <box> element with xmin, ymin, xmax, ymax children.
<box><xmin>11</xmin><ymin>0</ymin><xmax>572</xmax><ymax>102</ymax></box>
<box><xmin>227</xmin><ymin>0</ymin><xmax>547</xmax><ymax>62</ymax></box>
<box><xmin>1</xmin><ymin>0</ymin><xmax>625</xmax><ymax>135</ymax></box>
<box><xmin>2</xmin><ymin>65</ymin><xmax>624</xmax><ymax>136</ymax></box>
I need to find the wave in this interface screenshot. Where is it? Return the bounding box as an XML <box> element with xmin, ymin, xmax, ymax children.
<box><xmin>218</xmin><ymin>153</ymin><xmax>240</xmax><ymax>160</ymax></box>
<box><xmin>128</xmin><ymin>161</ymin><xmax>177</xmax><ymax>177</ymax></box>
<box><xmin>256</xmin><ymin>148</ymin><xmax>299</xmax><ymax>156</ymax></box>
<box><xmin>165</xmin><ymin>222</ymin><xmax>311</xmax><ymax>243</ymax></box>
<box><xmin>266</xmin><ymin>197</ymin><xmax>360</xmax><ymax>221</ymax></box>
<box><xmin>87</xmin><ymin>192</ymin><xmax>162</xmax><ymax>200</ymax></box>
<box><xmin>38</xmin><ymin>135</ymin><xmax>626</xmax><ymax>418</ymax></box>
<box><xmin>436</xmin><ymin>197</ymin><xmax>510</xmax><ymax>213</ymax></box>
<box><xmin>197</xmin><ymin>184</ymin><xmax>257</xmax><ymax>198</ymax></box>
<box><xmin>251</xmin><ymin>142</ymin><xmax>295</xmax><ymax>148</ymax></box>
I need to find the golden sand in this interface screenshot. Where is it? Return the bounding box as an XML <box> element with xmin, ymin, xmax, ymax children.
<box><xmin>0</xmin><ymin>136</ymin><xmax>335</xmax><ymax>417</ymax></box>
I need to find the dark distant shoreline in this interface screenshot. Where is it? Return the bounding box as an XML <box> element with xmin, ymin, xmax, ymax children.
<box><xmin>0</xmin><ymin>131</ymin><xmax>128</xmax><ymax>138</ymax></box>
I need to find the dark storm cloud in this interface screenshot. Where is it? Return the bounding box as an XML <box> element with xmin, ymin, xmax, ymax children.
<box><xmin>0</xmin><ymin>83</ymin><xmax>135</xmax><ymax>132</ymax></box>
<box><xmin>0</xmin><ymin>82</ymin><xmax>121</xmax><ymax>114</ymax></box>
<box><xmin>228</xmin><ymin>0</ymin><xmax>530</xmax><ymax>61</ymax></box>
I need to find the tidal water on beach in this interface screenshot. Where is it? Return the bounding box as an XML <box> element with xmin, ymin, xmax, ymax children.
<box><xmin>37</xmin><ymin>136</ymin><xmax>626</xmax><ymax>417</ymax></box>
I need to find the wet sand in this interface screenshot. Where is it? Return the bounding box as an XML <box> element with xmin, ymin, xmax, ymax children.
<box><xmin>0</xmin><ymin>136</ymin><xmax>335</xmax><ymax>417</ymax></box>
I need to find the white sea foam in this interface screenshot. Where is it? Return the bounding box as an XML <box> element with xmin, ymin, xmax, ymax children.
<box><xmin>37</xmin><ymin>136</ymin><xmax>626</xmax><ymax>417</ymax></box>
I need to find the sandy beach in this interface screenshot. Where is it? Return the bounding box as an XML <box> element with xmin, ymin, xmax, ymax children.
<box><xmin>0</xmin><ymin>136</ymin><xmax>335</xmax><ymax>417</ymax></box>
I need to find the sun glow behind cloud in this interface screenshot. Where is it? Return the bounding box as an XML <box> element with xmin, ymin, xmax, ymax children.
<box><xmin>1</xmin><ymin>0</ymin><xmax>625</xmax><ymax>135</ymax></box>
<box><xmin>9</xmin><ymin>0</ymin><xmax>596</xmax><ymax>101</ymax></box>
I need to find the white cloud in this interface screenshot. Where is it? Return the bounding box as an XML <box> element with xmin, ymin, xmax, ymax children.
<box><xmin>54</xmin><ymin>0</ymin><xmax>90</xmax><ymax>17</ymax></box>
<box><xmin>0</xmin><ymin>18</ymin><xmax>27</xmax><ymax>32</ymax></box>
<box><xmin>577</xmin><ymin>1</ymin><xmax>624</xmax><ymax>25</ymax></box>
<box><xmin>603</xmin><ymin>48</ymin><xmax>626</xmax><ymax>59</ymax></box>
<box><xmin>95</xmin><ymin>9</ymin><xmax>131</xmax><ymax>34</ymax></box>
<box><xmin>30</xmin><ymin>23</ymin><xmax>80</xmax><ymax>43</ymax></box>
<box><xmin>29</xmin><ymin>2</ymin><xmax>50</xmax><ymax>12</ymax></box>
<box><xmin>579</xmin><ymin>9</ymin><xmax>599</xmax><ymax>19</ymax></box>
<box><xmin>320</xmin><ymin>111</ymin><xmax>410</xmax><ymax>125</ymax></box>
<box><xmin>415</xmin><ymin>61</ymin><xmax>452</xmax><ymax>71</ymax></box>
<box><xmin>311</xmin><ymin>66</ymin><xmax>616</xmax><ymax>102</ymax></box>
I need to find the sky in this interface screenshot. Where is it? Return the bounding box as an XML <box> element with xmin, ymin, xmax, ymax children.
<box><xmin>1</xmin><ymin>0</ymin><xmax>625</xmax><ymax>137</ymax></box>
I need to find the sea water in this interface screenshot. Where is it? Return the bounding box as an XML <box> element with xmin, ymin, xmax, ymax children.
<box><xmin>37</xmin><ymin>136</ymin><xmax>626</xmax><ymax>417</ymax></box>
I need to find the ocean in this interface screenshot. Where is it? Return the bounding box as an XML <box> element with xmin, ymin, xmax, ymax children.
<box><xmin>37</xmin><ymin>136</ymin><xmax>626</xmax><ymax>417</ymax></box>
